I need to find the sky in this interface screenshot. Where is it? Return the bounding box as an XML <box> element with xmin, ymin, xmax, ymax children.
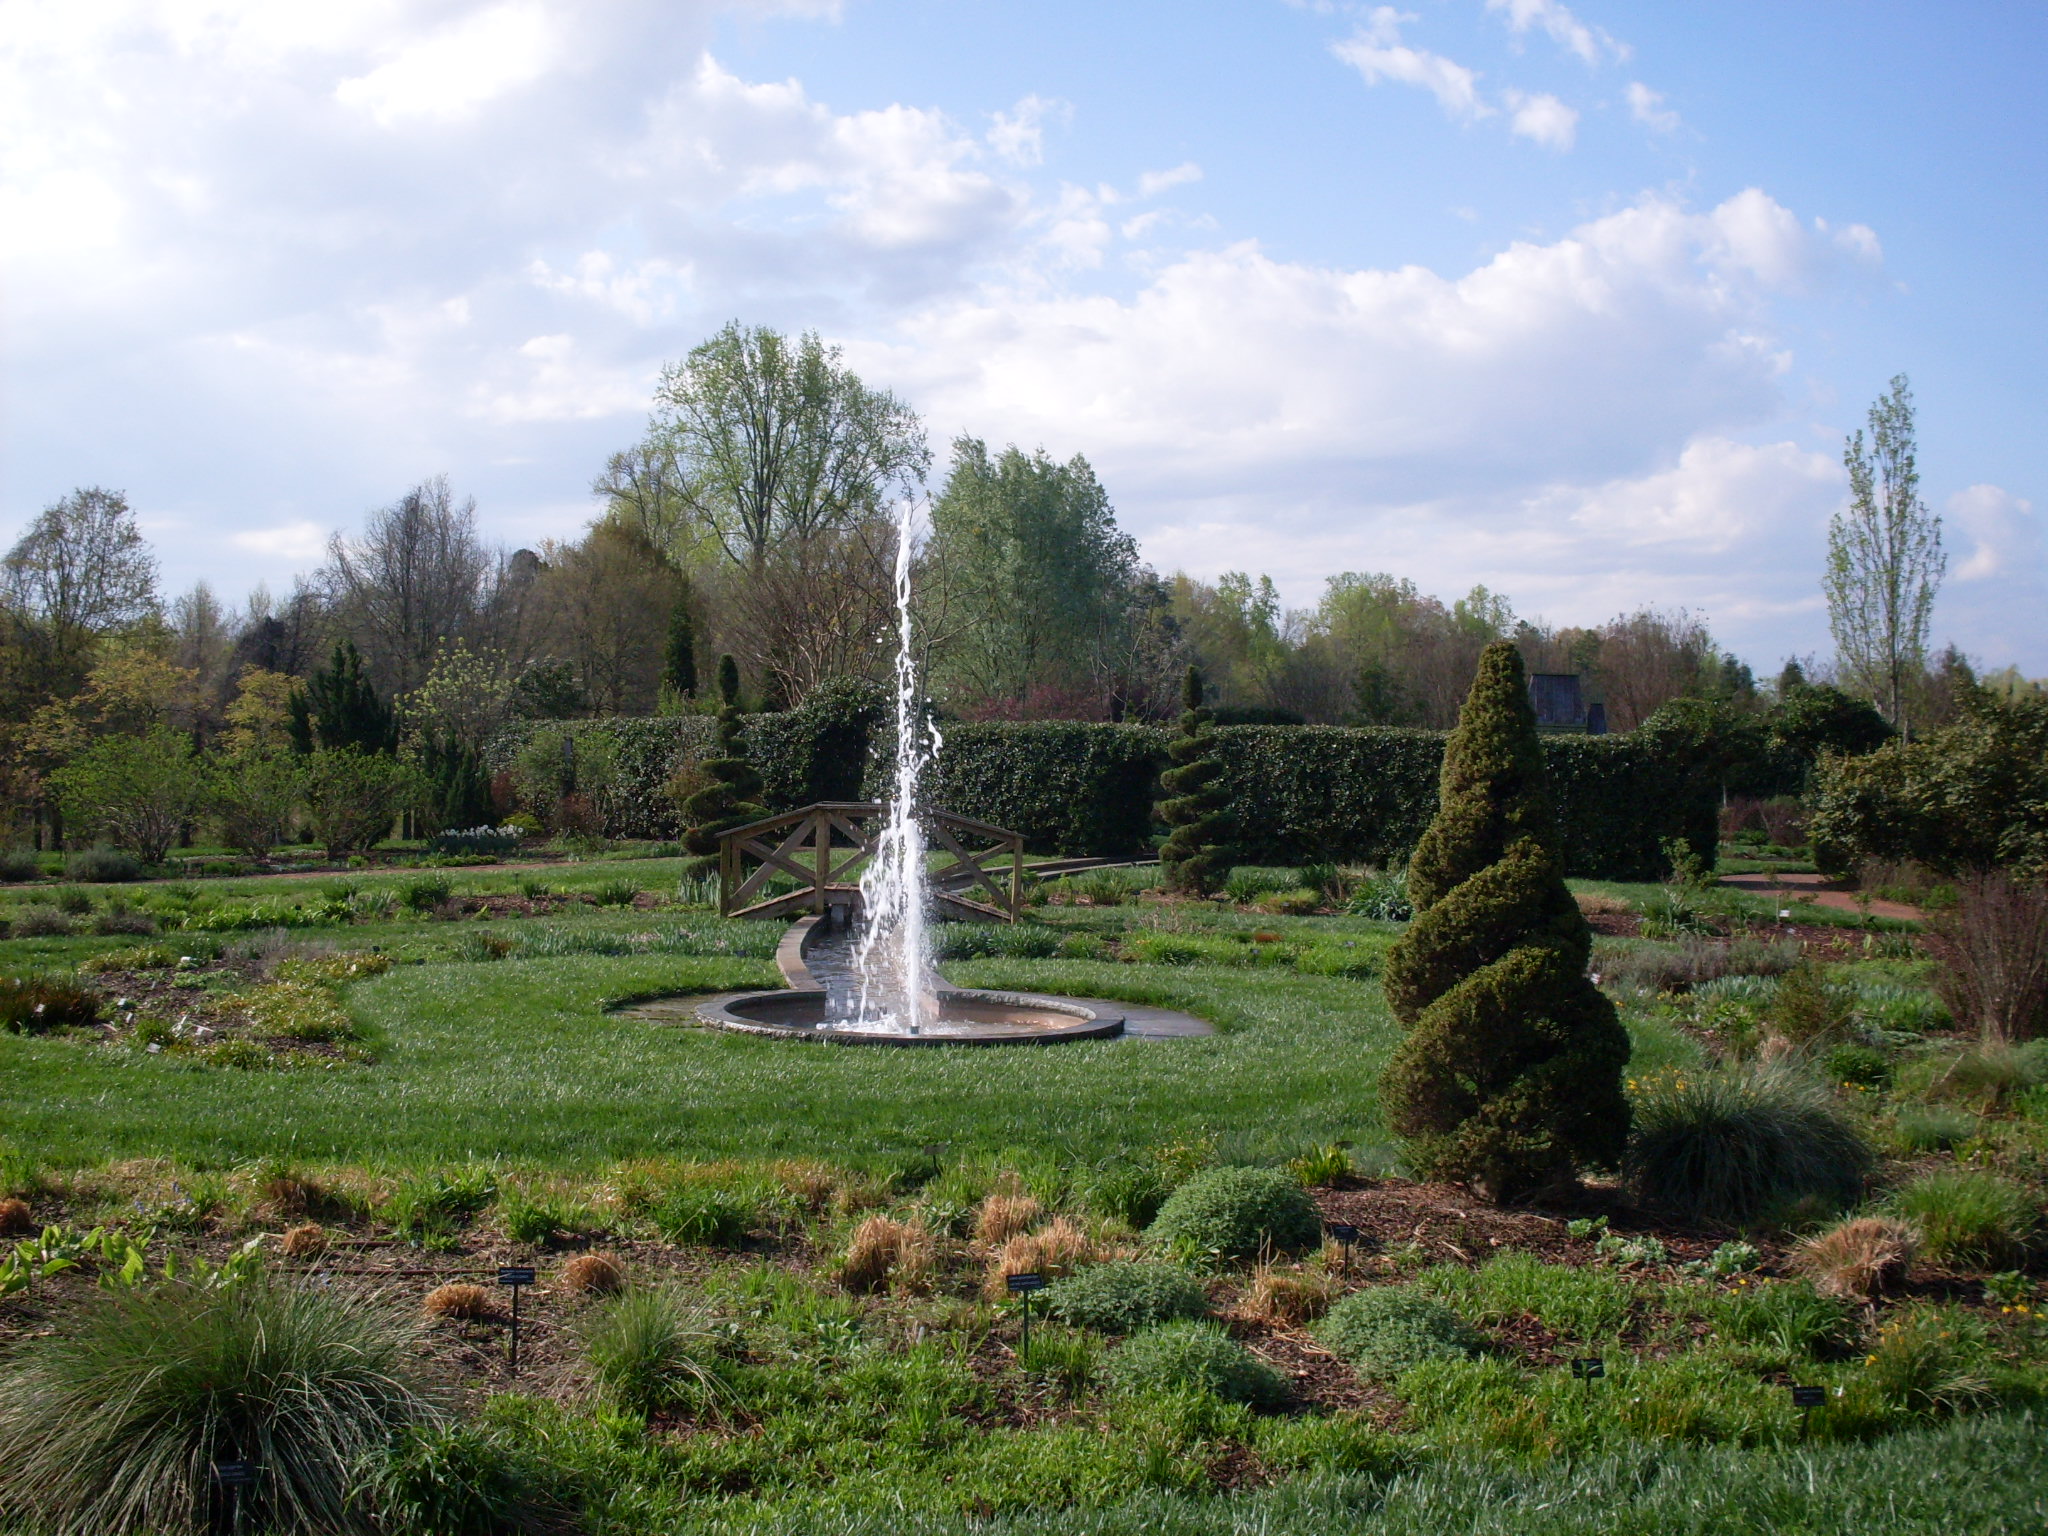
<box><xmin>3</xmin><ymin>0</ymin><xmax>2044</xmax><ymax>674</ymax></box>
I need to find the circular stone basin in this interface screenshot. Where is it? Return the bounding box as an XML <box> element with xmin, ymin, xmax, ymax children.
<box><xmin>697</xmin><ymin>988</ymin><xmax>1123</xmax><ymax>1046</ymax></box>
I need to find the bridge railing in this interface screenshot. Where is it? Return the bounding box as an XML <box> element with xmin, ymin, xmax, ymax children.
<box><xmin>717</xmin><ymin>801</ymin><xmax>1023</xmax><ymax>922</ymax></box>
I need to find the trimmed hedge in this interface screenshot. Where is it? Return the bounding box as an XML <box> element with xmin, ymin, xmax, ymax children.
<box><xmin>489</xmin><ymin>696</ymin><xmax>1711</xmax><ymax>880</ymax></box>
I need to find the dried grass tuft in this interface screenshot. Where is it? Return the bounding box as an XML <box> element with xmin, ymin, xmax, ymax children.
<box><xmin>0</xmin><ymin>1197</ymin><xmax>31</xmax><ymax>1235</ymax></box>
<box><xmin>280</xmin><ymin>1223</ymin><xmax>328</xmax><ymax>1259</ymax></box>
<box><xmin>1793</xmin><ymin>1215</ymin><xmax>1920</xmax><ymax>1300</ymax></box>
<box><xmin>840</xmin><ymin>1216</ymin><xmax>938</xmax><ymax>1294</ymax></box>
<box><xmin>983</xmin><ymin>1215</ymin><xmax>1095</xmax><ymax>1299</ymax></box>
<box><xmin>974</xmin><ymin>1192</ymin><xmax>1045</xmax><ymax>1245</ymax></box>
<box><xmin>422</xmin><ymin>1282</ymin><xmax>494</xmax><ymax>1320</ymax></box>
<box><xmin>1241</xmin><ymin>1262</ymin><xmax>1339</xmax><ymax>1326</ymax></box>
<box><xmin>559</xmin><ymin>1252</ymin><xmax>626</xmax><ymax>1295</ymax></box>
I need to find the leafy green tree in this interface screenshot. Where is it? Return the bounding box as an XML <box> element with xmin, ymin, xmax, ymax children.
<box><xmin>1380</xmin><ymin>642</ymin><xmax>1632</xmax><ymax>1202</ymax></box>
<box><xmin>49</xmin><ymin>726</ymin><xmax>207</xmax><ymax>864</ymax></box>
<box><xmin>291</xmin><ymin>642</ymin><xmax>395</xmax><ymax>755</ymax></box>
<box><xmin>661</xmin><ymin>592</ymin><xmax>697</xmax><ymax>700</ymax></box>
<box><xmin>1826</xmin><ymin>375</ymin><xmax>1946</xmax><ymax>734</ymax></box>
<box><xmin>927</xmin><ymin>438</ymin><xmax>1139</xmax><ymax>711</ymax></box>
<box><xmin>1156</xmin><ymin>667</ymin><xmax>1229</xmax><ymax>895</ymax></box>
<box><xmin>1</xmin><ymin>487</ymin><xmax>159</xmax><ymax>695</ymax></box>
<box><xmin>508</xmin><ymin>660</ymin><xmax>586</xmax><ymax>720</ymax></box>
<box><xmin>681</xmin><ymin>656</ymin><xmax>766</xmax><ymax>858</ymax></box>
<box><xmin>1809</xmin><ymin>691</ymin><xmax>2048</xmax><ymax>877</ymax></box>
<box><xmin>302</xmin><ymin>749</ymin><xmax>419</xmax><ymax>859</ymax></box>
<box><xmin>648</xmin><ymin>323</ymin><xmax>928</xmax><ymax>570</ymax></box>
<box><xmin>210</xmin><ymin>751</ymin><xmax>307</xmax><ymax>860</ymax></box>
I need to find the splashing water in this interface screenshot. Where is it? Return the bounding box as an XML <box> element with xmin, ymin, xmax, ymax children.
<box><xmin>848</xmin><ymin>498</ymin><xmax>943</xmax><ymax>1033</ymax></box>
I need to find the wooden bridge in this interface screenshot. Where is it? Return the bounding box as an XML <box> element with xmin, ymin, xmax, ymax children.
<box><xmin>717</xmin><ymin>801</ymin><xmax>1025</xmax><ymax>923</ymax></box>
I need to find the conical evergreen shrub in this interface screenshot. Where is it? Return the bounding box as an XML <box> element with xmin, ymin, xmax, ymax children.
<box><xmin>1379</xmin><ymin>642</ymin><xmax>1631</xmax><ymax>1201</ymax></box>
<box><xmin>1156</xmin><ymin>667</ymin><xmax>1229</xmax><ymax>895</ymax></box>
<box><xmin>682</xmin><ymin>656</ymin><xmax>767</xmax><ymax>858</ymax></box>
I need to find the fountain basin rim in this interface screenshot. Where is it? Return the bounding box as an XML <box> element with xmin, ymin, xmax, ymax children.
<box><xmin>697</xmin><ymin>986</ymin><xmax>1125</xmax><ymax>1046</ymax></box>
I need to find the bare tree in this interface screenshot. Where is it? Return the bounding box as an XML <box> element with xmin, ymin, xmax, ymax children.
<box><xmin>592</xmin><ymin>442</ymin><xmax>698</xmax><ymax>565</ymax></box>
<box><xmin>2</xmin><ymin>487</ymin><xmax>159</xmax><ymax>690</ymax></box>
<box><xmin>528</xmin><ymin>526</ymin><xmax>679</xmax><ymax>714</ymax></box>
<box><xmin>722</xmin><ymin>517</ymin><xmax>898</xmax><ymax>705</ymax></box>
<box><xmin>323</xmin><ymin>476</ymin><xmax>493</xmax><ymax>696</ymax></box>
<box><xmin>1593</xmin><ymin>608</ymin><xmax>1715</xmax><ymax>731</ymax></box>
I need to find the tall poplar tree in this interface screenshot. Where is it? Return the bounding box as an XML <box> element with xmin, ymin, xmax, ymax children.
<box><xmin>1826</xmin><ymin>375</ymin><xmax>1946</xmax><ymax>736</ymax></box>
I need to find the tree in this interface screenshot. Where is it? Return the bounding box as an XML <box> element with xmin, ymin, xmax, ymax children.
<box><xmin>48</xmin><ymin>726</ymin><xmax>208</xmax><ymax>864</ymax></box>
<box><xmin>661</xmin><ymin>591</ymin><xmax>698</xmax><ymax>700</ymax></box>
<box><xmin>527</xmin><ymin>526</ymin><xmax>678</xmax><ymax>714</ymax></box>
<box><xmin>323</xmin><ymin>476</ymin><xmax>492</xmax><ymax>695</ymax></box>
<box><xmin>647</xmin><ymin>323</ymin><xmax>928</xmax><ymax>571</ymax></box>
<box><xmin>926</xmin><ymin>438</ymin><xmax>1140</xmax><ymax>712</ymax></box>
<box><xmin>1</xmin><ymin>487</ymin><xmax>159</xmax><ymax>692</ymax></box>
<box><xmin>292</xmin><ymin>642</ymin><xmax>395</xmax><ymax>755</ymax></box>
<box><xmin>681</xmin><ymin>656</ymin><xmax>766</xmax><ymax>858</ymax></box>
<box><xmin>302</xmin><ymin>749</ymin><xmax>419</xmax><ymax>858</ymax></box>
<box><xmin>1827</xmin><ymin>375</ymin><xmax>1946</xmax><ymax>735</ymax></box>
<box><xmin>1379</xmin><ymin>642</ymin><xmax>1632</xmax><ymax>1202</ymax></box>
<box><xmin>210</xmin><ymin>750</ymin><xmax>307</xmax><ymax>860</ymax></box>
<box><xmin>1156</xmin><ymin>667</ymin><xmax>1229</xmax><ymax>895</ymax></box>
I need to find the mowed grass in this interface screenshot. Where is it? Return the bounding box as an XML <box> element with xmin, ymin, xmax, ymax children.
<box><xmin>0</xmin><ymin>950</ymin><xmax>1403</xmax><ymax>1168</ymax></box>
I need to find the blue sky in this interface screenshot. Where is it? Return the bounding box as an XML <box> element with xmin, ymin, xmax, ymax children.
<box><xmin>3</xmin><ymin>0</ymin><xmax>2042</xmax><ymax>672</ymax></box>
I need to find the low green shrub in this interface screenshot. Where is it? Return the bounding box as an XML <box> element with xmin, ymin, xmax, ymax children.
<box><xmin>589</xmin><ymin>877</ymin><xmax>640</xmax><ymax>908</ymax></box>
<box><xmin>399</xmin><ymin>874</ymin><xmax>454</xmax><ymax>912</ymax></box>
<box><xmin>425</xmin><ymin>825</ymin><xmax>524</xmax><ymax>858</ymax></box>
<box><xmin>51</xmin><ymin>886</ymin><xmax>94</xmax><ymax>915</ymax></box>
<box><xmin>1904</xmin><ymin>1042</ymin><xmax>2048</xmax><ymax>1111</ymax></box>
<box><xmin>0</xmin><ymin>1281</ymin><xmax>440</xmax><ymax>1535</ymax></box>
<box><xmin>1044</xmin><ymin>1262</ymin><xmax>1210</xmax><ymax>1333</ymax></box>
<box><xmin>0</xmin><ymin>848</ymin><xmax>40</xmax><ymax>882</ymax></box>
<box><xmin>11</xmin><ymin>905</ymin><xmax>74</xmax><ymax>938</ymax></box>
<box><xmin>575</xmin><ymin>1288</ymin><xmax>722</xmax><ymax>1413</ymax></box>
<box><xmin>1773</xmin><ymin>960</ymin><xmax>1859</xmax><ymax>1042</ymax></box>
<box><xmin>1888</xmin><ymin>1169</ymin><xmax>2038</xmax><ymax>1268</ymax></box>
<box><xmin>1623</xmin><ymin>1065</ymin><xmax>1871</xmax><ymax>1225</ymax></box>
<box><xmin>1105</xmin><ymin>1321</ymin><xmax>1287</xmax><ymax>1407</ymax></box>
<box><xmin>934</xmin><ymin>923</ymin><xmax>1063</xmax><ymax>961</ymax></box>
<box><xmin>0</xmin><ymin>974</ymin><xmax>101</xmax><ymax>1034</ymax></box>
<box><xmin>1082</xmin><ymin>1163</ymin><xmax>1174</xmax><ymax>1229</ymax></box>
<box><xmin>366</xmin><ymin>1420</ymin><xmax>568</xmax><ymax>1536</ymax></box>
<box><xmin>1854</xmin><ymin>1304</ymin><xmax>1996</xmax><ymax>1418</ymax></box>
<box><xmin>64</xmin><ymin>846</ymin><xmax>142</xmax><ymax>883</ymax></box>
<box><xmin>90</xmin><ymin>903</ymin><xmax>156</xmax><ymax>936</ymax></box>
<box><xmin>1317</xmin><ymin>1287</ymin><xmax>1482</xmax><ymax>1380</ymax></box>
<box><xmin>1347</xmin><ymin>868</ymin><xmax>1413</xmax><ymax>922</ymax></box>
<box><xmin>1822</xmin><ymin>1041</ymin><xmax>1893</xmax><ymax>1091</ymax></box>
<box><xmin>1145</xmin><ymin>1165</ymin><xmax>1321</xmax><ymax>1261</ymax></box>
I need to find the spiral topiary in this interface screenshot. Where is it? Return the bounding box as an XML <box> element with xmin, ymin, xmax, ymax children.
<box><xmin>681</xmin><ymin>655</ymin><xmax>767</xmax><ymax>858</ymax></box>
<box><xmin>1379</xmin><ymin>642</ymin><xmax>1631</xmax><ymax>1202</ymax></box>
<box><xmin>1156</xmin><ymin>666</ymin><xmax>1230</xmax><ymax>895</ymax></box>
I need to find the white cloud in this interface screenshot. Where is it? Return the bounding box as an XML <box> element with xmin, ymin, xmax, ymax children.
<box><xmin>470</xmin><ymin>334</ymin><xmax>647</xmax><ymax>423</ymax></box>
<box><xmin>1486</xmin><ymin>0</ymin><xmax>1626</xmax><ymax>66</ymax></box>
<box><xmin>1553</xmin><ymin>438</ymin><xmax>1840</xmax><ymax>551</ymax></box>
<box><xmin>1626</xmin><ymin>81</ymin><xmax>1680</xmax><ymax>133</ymax></box>
<box><xmin>1504</xmin><ymin>90</ymin><xmax>1577</xmax><ymax>150</ymax></box>
<box><xmin>1949</xmin><ymin>484</ymin><xmax>2040</xmax><ymax>581</ymax></box>
<box><xmin>229</xmin><ymin>521</ymin><xmax>328</xmax><ymax>561</ymax></box>
<box><xmin>988</xmin><ymin>94</ymin><xmax>1067</xmax><ymax>167</ymax></box>
<box><xmin>334</xmin><ymin>2</ymin><xmax>559</xmax><ymax>126</ymax></box>
<box><xmin>1332</xmin><ymin>8</ymin><xmax>1491</xmax><ymax>123</ymax></box>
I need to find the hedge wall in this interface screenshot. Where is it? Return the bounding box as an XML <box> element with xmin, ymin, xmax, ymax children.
<box><xmin>488</xmin><ymin>699</ymin><xmax>1712</xmax><ymax>880</ymax></box>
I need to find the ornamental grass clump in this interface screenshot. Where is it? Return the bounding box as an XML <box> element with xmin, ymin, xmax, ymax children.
<box><xmin>1316</xmin><ymin>1287</ymin><xmax>1483</xmax><ymax>1381</ymax></box>
<box><xmin>1888</xmin><ymin>1169</ymin><xmax>2038</xmax><ymax>1269</ymax></box>
<box><xmin>575</xmin><ymin>1288</ymin><xmax>722</xmax><ymax>1414</ymax></box>
<box><xmin>1794</xmin><ymin>1216</ymin><xmax>1920</xmax><ymax>1301</ymax></box>
<box><xmin>1622</xmin><ymin>1064</ymin><xmax>1871</xmax><ymax>1226</ymax></box>
<box><xmin>1379</xmin><ymin>642</ymin><xmax>1632</xmax><ymax>1201</ymax></box>
<box><xmin>1156</xmin><ymin>666</ymin><xmax>1229</xmax><ymax>896</ymax></box>
<box><xmin>0</xmin><ymin>1281</ymin><xmax>440</xmax><ymax>1535</ymax></box>
<box><xmin>1145</xmin><ymin>1165</ymin><xmax>1321</xmax><ymax>1262</ymax></box>
<box><xmin>1043</xmin><ymin>1261</ymin><xmax>1209</xmax><ymax>1333</ymax></box>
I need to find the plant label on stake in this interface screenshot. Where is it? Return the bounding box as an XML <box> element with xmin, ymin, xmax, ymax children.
<box><xmin>1790</xmin><ymin>1385</ymin><xmax>1826</xmax><ymax>1410</ymax></box>
<box><xmin>212</xmin><ymin>1461</ymin><xmax>257</xmax><ymax>1535</ymax></box>
<box><xmin>1326</xmin><ymin>1222</ymin><xmax>1360</xmax><ymax>1274</ymax></box>
<box><xmin>498</xmin><ymin>1267</ymin><xmax>536</xmax><ymax>1373</ymax></box>
<box><xmin>1571</xmin><ymin>1357</ymin><xmax>1604</xmax><ymax>1390</ymax></box>
<box><xmin>1007</xmin><ymin>1271</ymin><xmax>1045</xmax><ymax>1355</ymax></box>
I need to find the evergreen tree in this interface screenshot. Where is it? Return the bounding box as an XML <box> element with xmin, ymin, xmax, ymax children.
<box><xmin>682</xmin><ymin>654</ymin><xmax>766</xmax><ymax>857</ymax></box>
<box><xmin>292</xmin><ymin>641</ymin><xmax>396</xmax><ymax>754</ymax></box>
<box><xmin>1156</xmin><ymin>666</ymin><xmax>1229</xmax><ymax>895</ymax></box>
<box><xmin>1379</xmin><ymin>641</ymin><xmax>1631</xmax><ymax>1202</ymax></box>
<box><xmin>661</xmin><ymin>591</ymin><xmax>697</xmax><ymax>698</ymax></box>
<box><xmin>421</xmin><ymin>736</ymin><xmax>495</xmax><ymax>832</ymax></box>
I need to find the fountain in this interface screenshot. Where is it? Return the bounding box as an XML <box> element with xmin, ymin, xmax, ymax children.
<box><xmin>689</xmin><ymin>497</ymin><xmax>1125</xmax><ymax>1046</ymax></box>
